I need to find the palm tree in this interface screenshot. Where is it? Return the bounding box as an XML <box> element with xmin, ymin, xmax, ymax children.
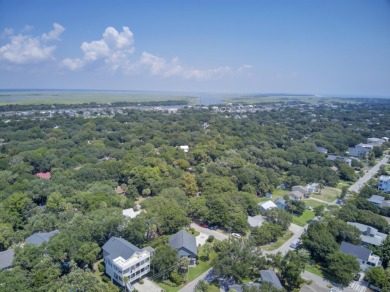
<box><xmin>318</xmin><ymin>182</ymin><xmax>325</xmax><ymax>195</ymax></box>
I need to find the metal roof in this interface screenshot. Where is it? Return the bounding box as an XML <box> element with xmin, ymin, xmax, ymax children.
<box><xmin>26</xmin><ymin>229</ymin><xmax>60</xmax><ymax>246</ymax></box>
<box><xmin>0</xmin><ymin>249</ymin><xmax>14</xmax><ymax>270</ymax></box>
<box><xmin>339</xmin><ymin>241</ymin><xmax>371</xmax><ymax>261</ymax></box>
<box><xmin>260</xmin><ymin>270</ymin><xmax>283</xmax><ymax>289</ymax></box>
<box><xmin>102</xmin><ymin>237</ymin><xmax>141</xmax><ymax>260</ymax></box>
<box><xmin>169</xmin><ymin>230</ymin><xmax>197</xmax><ymax>256</ymax></box>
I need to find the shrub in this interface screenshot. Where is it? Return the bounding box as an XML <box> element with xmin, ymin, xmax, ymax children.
<box><xmin>98</xmin><ymin>262</ymin><xmax>105</xmax><ymax>273</ymax></box>
<box><xmin>169</xmin><ymin>271</ymin><xmax>183</xmax><ymax>285</ymax></box>
<box><xmin>189</xmin><ymin>227</ymin><xmax>195</xmax><ymax>234</ymax></box>
<box><xmin>139</xmin><ymin>279</ymin><xmax>144</xmax><ymax>284</ymax></box>
<box><xmin>207</xmin><ymin>235</ymin><xmax>214</xmax><ymax>242</ymax></box>
<box><xmin>102</xmin><ymin>275</ymin><xmax>111</xmax><ymax>283</ymax></box>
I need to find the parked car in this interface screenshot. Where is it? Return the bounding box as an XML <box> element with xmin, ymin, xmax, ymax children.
<box><xmin>209</xmin><ymin>225</ymin><xmax>217</xmax><ymax>230</ymax></box>
<box><xmin>354</xmin><ymin>273</ymin><xmax>361</xmax><ymax>281</ymax></box>
<box><xmin>231</xmin><ymin>233</ymin><xmax>241</xmax><ymax>239</ymax></box>
<box><xmin>201</xmin><ymin>224</ymin><xmax>208</xmax><ymax>228</ymax></box>
<box><xmin>305</xmin><ymin>206</ymin><xmax>313</xmax><ymax>210</ymax></box>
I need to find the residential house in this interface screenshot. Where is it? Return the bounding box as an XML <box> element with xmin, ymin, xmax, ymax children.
<box><xmin>102</xmin><ymin>237</ymin><xmax>150</xmax><ymax>290</ymax></box>
<box><xmin>367</xmin><ymin>195</ymin><xmax>390</xmax><ymax>207</ymax></box>
<box><xmin>36</xmin><ymin>172</ymin><xmax>51</xmax><ymax>179</ymax></box>
<box><xmin>260</xmin><ymin>270</ymin><xmax>283</xmax><ymax>290</ymax></box>
<box><xmin>179</xmin><ymin>145</ymin><xmax>189</xmax><ymax>153</ymax></box>
<box><xmin>258</xmin><ymin>200</ymin><xmax>278</xmax><ymax>213</ymax></box>
<box><xmin>316</xmin><ymin>146</ymin><xmax>328</xmax><ymax>154</ymax></box>
<box><xmin>26</xmin><ymin>229</ymin><xmax>60</xmax><ymax>246</ymax></box>
<box><xmin>347</xmin><ymin>222</ymin><xmax>387</xmax><ymax>247</ymax></box>
<box><xmin>306</xmin><ymin>183</ymin><xmax>319</xmax><ymax>194</ymax></box>
<box><xmin>378</xmin><ymin>175</ymin><xmax>390</xmax><ymax>193</ymax></box>
<box><xmin>228</xmin><ymin>283</ymin><xmax>261</xmax><ymax>292</ymax></box>
<box><xmin>122</xmin><ymin>208</ymin><xmax>141</xmax><ymax>219</ymax></box>
<box><xmin>0</xmin><ymin>249</ymin><xmax>14</xmax><ymax>271</ymax></box>
<box><xmin>367</xmin><ymin>138</ymin><xmax>386</xmax><ymax>146</ymax></box>
<box><xmin>339</xmin><ymin>241</ymin><xmax>381</xmax><ymax>271</ymax></box>
<box><xmin>288</xmin><ymin>191</ymin><xmax>304</xmax><ymax>201</ymax></box>
<box><xmin>277</xmin><ymin>183</ymin><xmax>286</xmax><ymax>190</ymax></box>
<box><xmin>169</xmin><ymin>230</ymin><xmax>197</xmax><ymax>264</ymax></box>
<box><xmin>327</xmin><ymin>155</ymin><xmax>352</xmax><ymax>166</ymax></box>
<box><xmin>141</xmin><ymin>246</ymin><xmax>155</xmax><ymax>257</ymax></box>
<box><xmin>275</xmin><ymin>198</ymin><xmax>287</xmax><ymax>209</ymax></box>
<box><xmin>349</xmin><ymin>144</ymin><xmax>374</xmax><ymax>158</ymax></box>
<box><xmin>292</xmin><ymin>185</ymin><xmax>307</xmax><ymax>196</ymax></box>
<box><xmin>248</xmin><ymin>215</ymin><xmax>265</xmax><ymax>228</ymax></box>
<box><xmin>265</xmin><ymin>193</ymin><xmax>273</xmax><ymax>199</ymax></box>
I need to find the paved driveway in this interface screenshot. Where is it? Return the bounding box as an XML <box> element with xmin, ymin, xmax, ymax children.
<box><xmin>191</xmin><ymin>223</ymin><xmax>228</xmax><ymax>241</ymax></box>
<box><xmin>263</xmin><ymin>223</ymin><xmax>305</xmax><ymax>255</ymax></box>
<box><xmin>133</xmin><ymin>277</ymin><xmax>162</xmax><ymax>292</ymax></box>
<box><xmin>179</xmin><ymin>268</ymin><xmax>214</xmax><ymax>292</ymax></box>
<box><xmin>196</xmin><ymin>232</ymin><xmax>209</xmax><ymax>246</ymax></box>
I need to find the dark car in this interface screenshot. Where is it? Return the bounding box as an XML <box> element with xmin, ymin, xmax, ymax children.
<box><xmin>354</xmin><ymin>273</ymin><xmax>361</xmax><ymax>281</ymax></box>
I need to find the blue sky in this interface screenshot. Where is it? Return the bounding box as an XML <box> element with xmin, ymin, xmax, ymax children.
<box><xmin>0</xmin><ymin>0</ymin><xmax>389</xmax><ymax>96</ymax></box>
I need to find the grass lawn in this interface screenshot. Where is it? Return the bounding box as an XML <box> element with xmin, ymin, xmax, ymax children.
<box><xmin>310</xmin><ymin>187</ymin><xmax>341</xmax><ymax>202</ymax></box>
<box><xmin>292</xmin><ymin>210</ymin><xmax>315</xmax><ymax>226</ymax></box>
<box><xmin>156</xmin><ymin>245</ymin><xmax>216</xmax><ymax>292</ymax></box>
<box><xmin>257</xmin><ymin>197</ymin><xmax>271</xmax><ymax>203</ymax></box>
<box><xmin>272</xmin><ymin>189</ymin><xmax>288</xmax><ymax>200</ymax></box>
<box><xmin>303</xmin><ymin>199</ymin><xmax>328</xmax><ymax>208</ymax></box>
<box><xmin>336</xmin><ymin>180</ymin><xmax>353</xmax><ymax>190</ymax></box>
<box><xmin>305</xmin><ymin>265</ymin><xmax>323</xmax><ymax>277</ymax></box>
<box><xmin>261</xmin><ymin>231</ymin><xmax>294</xmax><ymax>251</ymax></box>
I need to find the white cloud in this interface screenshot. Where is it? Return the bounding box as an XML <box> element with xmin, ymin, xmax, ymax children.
<box><xmin>0</xmin><ymin>23</ymin><xmax>64</xmax><ymax>65</ymax></box>
<box><xmin>238</xmin><ymin>64</ymin><xmax>252</xmax><ymax>73</ymax></box>
<box><xmin>62</xmin><ymin>26</ymin><xmax>134</xmax><ymax>71</ymax></box>
<box><xmin>139</xmin><ymin>52</ymin><xmax>233</xmax><ymax>80</ymax></box>
<box><xmin>62</xmin><ymin>25</ymin><xmax>249</xmax><ymax>80</ymax></box>
<box><xmin>21</xmin><ymin>25</ymin><xmax>34</xmax><ymax>33</ymax></box>
<box><xmin>42</xmin><ymin>23</ymin><xmax>65</xmax><ymax>41</ymax></box>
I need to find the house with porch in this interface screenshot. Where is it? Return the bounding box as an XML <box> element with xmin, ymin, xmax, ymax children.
<box><xmin>347</xmin><ymin>222</ymin><xmax>387</xmax><ymax>247</ymax></box>
<box><xmin>288</xmin><ymin>191</ymin><xmax>304</xmax><ymax>201</ymax></box>
<box><xmin>102</xmin><ymin>237</ymin><xmax>150</xmax><ymax>290</ymax></box>
<box><xmin>339</xmin><ymin>241</ymin><xmax>382</xmax><ymax>271</ymax></box>
<box><xmin>169</xmin><ymin>230</ymin><xmax>197</xmax><ymax>265</ymax></box>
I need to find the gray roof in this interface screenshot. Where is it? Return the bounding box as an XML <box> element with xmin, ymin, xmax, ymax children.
<box><xmin>0</xmin><ymin>249</ymin><xmax>15</xmax><ymax>270</ymax></box>
<box><xmin>347</xmin><ymin>222</ymin><xmax>387</xmax><ymax>246</ymax></box>
<box><xmin>275</xmin><ymin>198</ymin><xmax>286</xmax><ymax>204</ymax></box>
<box><xmin>260</xmin><ymin>270</ymin><xmax>283</xmax><ymax>289</ymax></box>
<box><xmin>367</xmin><ymin>195</ymin><xmax>385</xmax><ymax>204</ymax></box>
<box><xmin>26</xmin><ymin>229</ymin><xmax>60</xmax><ymax>246</ymax></box>
<box><xmin>102</xmin><ymin>237</ymin><xmax>140</xmax><ymax>260</ymax></box>
<box><xmin>339</xmin><ymin>241</ymin><xmax>371</xmax><ymax>261</ymax></box>
<box><xmin>228</xmin><ymin>283</ymin><xmax>261</xmax><ymax>292</ymax></box>
<box><xmin>169</xmin><ymin>230</ymin><xmax>197</xmax><ymax>256</ymax></box>
<box><xmin>141</xmin><ymin>246</ymin><xmax>155</xmax><ymax>254</ymax></box>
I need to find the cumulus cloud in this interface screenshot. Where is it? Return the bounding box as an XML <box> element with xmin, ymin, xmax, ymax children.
<box><xmin>0</xmin><ymin>23</ymin><xmax>64</xmax><ymax>64</ymax></box>
<box><xmin>62</xmin><ymin>25</ymin><xmax>250</xmax><ymax>80</ymax></box>
<box><xmin>139</xmin><ymin>52</ymin><xmax>233</xmax><ymax>79</ymax></box>
<box><xmin>61</xmin><ymin>26</ymin><xmax>134</xmax><ymax>71</ymax></box>
<box><xmin>42</xmin><ymin>23</ymin><xmax>65</xmax><ymax>41</ymax></box>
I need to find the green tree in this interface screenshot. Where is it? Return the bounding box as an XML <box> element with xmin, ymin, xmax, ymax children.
<box><xmin>326</xmin><ymin>252</ymin><xmax>360</xmax><ymax>286</ymax></box>
<box><xmin>0</xmin><ymin>222</ymin><xmax>14</xmax><ymax>251</ymax></box>
<box><xmin>365</xmin><ymin>266</ymin><xmax>390</xmax><ymax>290</ymax></box>
<box><xmin>263</xmin><ymin>208</ymin><xmax>292</xmax><ymax>231</ymax></box>
<box><xmin>151</xmin><ymin>245</ymin><xmax>178</xmax><ymax>279</ymax></box>
<box><xmin>313</xmin><ymin>205</ymin><xmax>325</xmax><ymax>217</ymax></box>
<box><xmin>74</xmin><ymin>242</ymin><xmax>100</xmax><ymax>267</ymax></box>
<box><xmin>181</xmin><ymin>172</ymin><xmax>198</xmax><ymax>196</ymax></box>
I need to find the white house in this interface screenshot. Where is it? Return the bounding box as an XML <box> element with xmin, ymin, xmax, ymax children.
<box><xmin>378</xmin><ymin>175</ymin><xmax>390</xmax><ymax>193</ymax></box>
<box><xmin>367</xmin><ymin>138</ymin><xmax>385</xmax><ymax>146</ymax></box>
<box><xmin>340</xmin><ymin>241</ymin><xmax>381</xmax><ymax>271</ymax></box>
<box><xmin>258</xmin><ymin>200</ymin><xmax>277</xmax><ymax>213</ymax></box>
<box><xmin>102</xmin><ymin>237</ymin><xmax>150</xmax><ymax>290</ymax></box>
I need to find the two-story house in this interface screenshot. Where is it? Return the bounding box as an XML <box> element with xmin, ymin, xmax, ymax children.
<box><xmin>169</xmin><ymin>230</ymin><xmax>197</xmax><ymax>265</ymax></box>
<box><xmin>340</xmin><ymin>241</ymin><xmax>381</xmax><ymax>271</ymax></box>
<box><xmin>378</xmin><ymin>175</ymin><xmax>390</xmax><ymax>193</ymax></box>
<box><xmin>102</xmin><ymin>237</ymin><xmax>150</xmax><ymax>290</ymax></box>
<box><xmin>347</xmin><ymin>222</ymin><xmax>387</xmax><ymax>247</ymax></box>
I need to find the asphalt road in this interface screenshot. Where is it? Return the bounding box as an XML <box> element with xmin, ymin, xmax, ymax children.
<box><xmin>179</xmin><ymin>268</ymin><xmax>214</xmax><ymax>292</ymax></box>
<box><xmin>348</xmin><ymin>155</ymin><xmax>389</xmax><ymax>193</ymax></box>
<box><xmin>190</xmin><ymin>223</ymin><xmax>228</xmax><ymax>241</ymax></box>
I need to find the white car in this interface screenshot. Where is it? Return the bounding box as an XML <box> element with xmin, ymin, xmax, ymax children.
<box><xmin>231</xmin><ymin>233</ymin><xmax>241</xmax><ymax>239</ymax></box>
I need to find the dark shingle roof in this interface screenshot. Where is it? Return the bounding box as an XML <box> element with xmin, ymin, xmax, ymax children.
<box><xmin>228</xmin><ymin>283</ymin><xmax>261</xmax><ymax>292</ymax></box>
<box><xmin>0</xmin><ymin>249</ymin><xmax>15</xmax><ymax>270</ymax></box>
<box><xmin>102</xmin><ymin>237</ymin><xmax>140</xmax><ymax>260</ymax></box>
<box><xmin>260</xmin><ymin>270</ymin><xmax>283</xmax><ymax>289</ymax></box>
<box><xmin>169</xmin><ymin>230</ymin><xmax>197</xmax><ymax>256</ymax></box>
<box><xmin>26</xmin><ymin>229</ymin><xmax>60</xmax><ymax>246</ymax></box>
<box><xmin>339</xmin><ymin>241</ymin><xmax>371</xmax><ymax>261</ymax></box>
